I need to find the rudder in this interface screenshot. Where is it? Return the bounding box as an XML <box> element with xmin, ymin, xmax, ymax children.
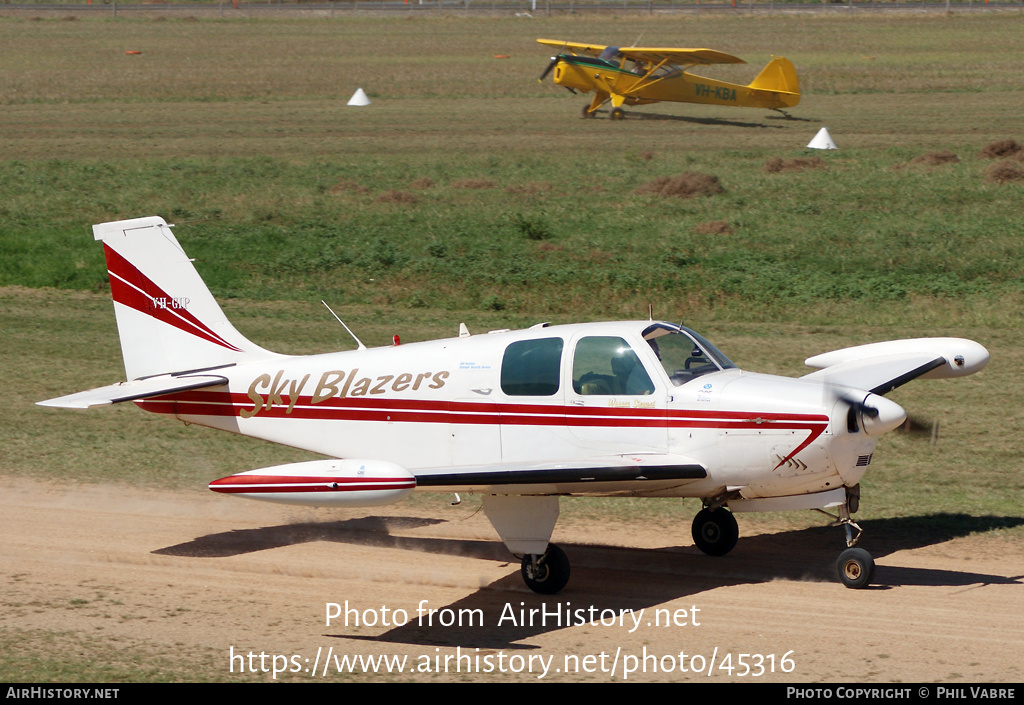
<box><xmin>748</xmin><ymin>56</ymin><xmax>800</xmax><ymax>105</ymax></box>
<box><xmin>94</xmin><ymin>216</ymin><xmax>279</xmax><ymax>380</ymax></box>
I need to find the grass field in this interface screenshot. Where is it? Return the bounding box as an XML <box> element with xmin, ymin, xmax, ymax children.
<box><xmin>2</xmin><ymin>12</ymin><xmax>1024</xmax><ymax>321</ymax></box>
<box><xmin>3</xmin><ymin>5</ymin><xmax>1022</xmax><ymax>534</ymax></box>
<box><xmin>2</xmin><ymin>10</ymin><xmax>1023</xmax><ymax>681</ymax></box>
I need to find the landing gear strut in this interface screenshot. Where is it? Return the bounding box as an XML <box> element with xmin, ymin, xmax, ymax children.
<box><xmin>816</xmin><ymin>486</ymin><xmax>875</xmax><ymax>589</ymax></box>
<box><xmin>521</xmin><ymin>544</ymin><xmax>570</xmax><ymax>594</ymax></box>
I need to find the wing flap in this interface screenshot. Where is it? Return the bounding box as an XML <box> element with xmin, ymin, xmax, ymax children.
<box><xmin>802</xmin><ymin>337</ymin><xmax>989</xmax><ymax>394</ymax></box>
<box><xmin>38</xmin><ymin>373</ymin><xmax>229</xmax><ymax>410</ymax></box>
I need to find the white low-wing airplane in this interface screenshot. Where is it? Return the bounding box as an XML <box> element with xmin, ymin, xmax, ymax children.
<box><xmin>40</xmin><ymin>217</ymin><xmax>990</xmax><ymax>593</ymax></box>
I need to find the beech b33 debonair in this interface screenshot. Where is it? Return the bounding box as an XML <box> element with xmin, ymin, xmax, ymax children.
<box><xmin>40</xmin><ymin>217</ymin><xmax>989</xmax><ymax>594</ymax></box>
<box><xmin>537</xmin><ymin>39</ymin><xmax>800</xmax><ymax>120</ymax></box>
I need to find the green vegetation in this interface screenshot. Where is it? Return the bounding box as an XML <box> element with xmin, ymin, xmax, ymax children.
<box><xmin>2</xmin><ymin>11</ymin><xmax>1023</xmax><ymax>682</ymax></box>
<box><xmin>1</xmin><ymin>13</ymin><xmax>1023</xmax><ymax>323</ymax></box>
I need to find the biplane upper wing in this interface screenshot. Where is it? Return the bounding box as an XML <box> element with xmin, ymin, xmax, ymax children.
<box><xmin>536</xmin><ymin>39</ymin><xmax>608</xmax><ymax>58</ymax></box>
<box><xmin>617</xmin><ymin>47</ymin><xmax>746</xmax><ymax>66</ymax></box>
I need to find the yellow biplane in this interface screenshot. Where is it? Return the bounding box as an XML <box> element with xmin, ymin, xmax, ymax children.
<box><xmin>537</xmin><ymin>39</ymin><xmax>800</xmax><ymax>120</ymax></box>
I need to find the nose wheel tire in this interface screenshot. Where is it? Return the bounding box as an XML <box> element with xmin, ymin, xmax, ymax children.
<box><xmin>837</xmin><ymin>547</ymin><xmax>875</xmax><ymax>589</ymax></box>
<box><xmin>691</xmin><ymin>507</ymin><xmax>739</xmax><ymax>556</ymax></box>
<box><xmin>521</xmin><ymin>544</ymin><xmax>571</xmax><ymax>594</ymax></box>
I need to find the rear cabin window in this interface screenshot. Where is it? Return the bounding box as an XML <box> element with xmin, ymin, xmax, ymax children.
<box><xmin>500</xmin><ymin>338</ymin><xmax>564</xmax><ymax>396</ymax></box>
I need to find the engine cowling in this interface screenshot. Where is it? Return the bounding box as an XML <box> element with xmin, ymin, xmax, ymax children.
<box><xmin>208</xmin><ymin>459</ymin><xmax>416</xmax><ymax>507</ymax></box>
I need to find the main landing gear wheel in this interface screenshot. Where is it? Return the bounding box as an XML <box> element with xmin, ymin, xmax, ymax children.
<box><xmin>837</xmin><ymin>547</ymin><xmax>875</xmax><ymax>589</ymax></box>
<box><xmin>610</xmin><ymin>107</ymin><xmax>626</xmax><ymax>120</ymax></box>
<box><xmin>581</xmin><ymin>103</ymin><xmax>596</xmax><ymax>119</ymax></box>
<box><xmin>521</xmin><ymin>544</ymin><xmax>570</xmax><ymax>594</ymax></box>
<box><xmin>691</xmin><ymin>507</ymin><xmax>739</xmax><ymax>556</ymax></box>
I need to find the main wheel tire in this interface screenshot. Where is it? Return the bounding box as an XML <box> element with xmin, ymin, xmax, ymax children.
<box><xmin>837</xmin><ymin>547</ymin><xmax>875</xmax><ymax>589</ymax></box>
<box><xmin>581</xmin><ymin>103</ymin><xmax>596</xmax><ymax>119</ymax></box>
<box><xmin>610</xmin><ymin>107</ymin><xmax>626</xmax><ymax>120</ymax></box>
<box><xmin>691</xmin><ymin>507</ymin><xmax>739</xmax><ymax>556</ymax></box>
<box><xmin>521</xmin><ymin>544</ymin><xmax>571</xmax><ymax>594</ymax></box>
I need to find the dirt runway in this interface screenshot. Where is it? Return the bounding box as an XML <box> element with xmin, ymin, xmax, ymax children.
<box><xmin>2</xmin><ymin>476</ymin><xmax>1021</xmax><ymax>683</ymax></box>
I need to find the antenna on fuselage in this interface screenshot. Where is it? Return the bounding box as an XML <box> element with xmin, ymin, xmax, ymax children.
<box><xmin>321</xmin><ymin>300</ymin><xmax>366</xmax><ymax>351</ymax></box>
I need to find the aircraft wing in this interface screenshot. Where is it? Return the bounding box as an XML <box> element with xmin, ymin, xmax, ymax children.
<box><xmin>801</xmin><ymin>337</ymin><xmax>989</xmax><ymax>395</ymax></box>
<box><xmin>536</xmin><ymin>39</ymin><xmax>608</xmax><ymax>58</ymax></box>
<box><xmin>414</xmin><ymin>454</ymin><xmax>706</xmax><ymax>496</ymax></box>
<box><xmin>617</xmin><ymin>47</ymin><xmax>746</xmax><ymax>66</ymax></box>
<box><xmin>38</xmin><ymin>373</ymin><xmax>229</xmax><ymax>410</ymax></box>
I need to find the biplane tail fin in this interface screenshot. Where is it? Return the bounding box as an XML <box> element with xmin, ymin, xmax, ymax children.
<box><xmin>748</xmin><ymin>56</ymin><xmax>800</xmax><ymax>102</ymax></box>
<box><xmin>92</xmin><ymin>216</ymin><xmax>280</xmax><ymax>381</ymax></box>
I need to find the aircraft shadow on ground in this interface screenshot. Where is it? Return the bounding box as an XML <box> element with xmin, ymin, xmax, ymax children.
<box><xmin>608</xmin><ymin>110</ymin><xmax>815</xmax><ymax>127</ymax></box>
<box><xmin>155</xmin><ymin>512</ymin><xmax>1022</xmax><ymax>648</ymax></box>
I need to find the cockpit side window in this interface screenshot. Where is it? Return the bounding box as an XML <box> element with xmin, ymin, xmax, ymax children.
<box><xmin>642</xmin><ymin>324</ymin><xmax>735</xmax><ymax>386</ymax></box>
<box><xmin>572</xmin><ymin>336</ymin><xmax>655</xmax><ymax>396</ymax></box>
<box><xmin>500</xmin><ymin>337</ymin><xmax>563</xmax><ymax>396</ymax></box>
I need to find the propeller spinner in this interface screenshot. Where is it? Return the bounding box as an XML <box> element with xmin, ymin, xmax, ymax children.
<box><xmin>839</xmin><ymin>391</ymin><xmax>906</xmax><ymax>437</ymax></box>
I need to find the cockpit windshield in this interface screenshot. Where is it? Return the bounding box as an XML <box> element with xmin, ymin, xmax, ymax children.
<box><xmin>598</xmin><ymin>46</ymin><xmax>623</xmax><ymax>65</ymax></box>
<box><xmin>642</xmin><ymin>323</ymin><xmax>736</xmax><ymax>386</ymax></box>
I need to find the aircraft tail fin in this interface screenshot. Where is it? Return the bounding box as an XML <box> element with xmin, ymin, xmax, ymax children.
<box><xmin>93</xmin><ymin>216</ymin><xmax>281</xmax><ymax>380</ymax></box>
<box><xmin>748</xmin><ymin>56</ymin><xmax>800</xmax><ymax>99</ymax></box>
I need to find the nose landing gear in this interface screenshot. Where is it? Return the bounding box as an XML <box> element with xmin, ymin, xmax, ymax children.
<box><xmin>816</xmin><ymin>485</ymin><xmax>876</xmax><ymax>589</ymax></box>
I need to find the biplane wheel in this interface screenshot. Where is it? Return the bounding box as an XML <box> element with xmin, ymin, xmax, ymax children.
<box><xmin>609</xmin><ymin>107</ymin><xmax>626</xmax><ymax>121</ymax></box>
<box><xmin>837</xmin><ymin>547</ymin><xmax>875</xmax><ymax>589</ymax></box>
<box><xmin>581</xmin><ymin>103</ymin><xmax>596</xmax><ymax>119</ymax></box>
<box><xmin>691</xmin><ymin>507</ymin><xmax>739</xmax><ymax>557</ymax></box>
<box><xmin>521</xmin><ymin>544</ymin><xmax>571</xmax><ymax>595</ymax></box>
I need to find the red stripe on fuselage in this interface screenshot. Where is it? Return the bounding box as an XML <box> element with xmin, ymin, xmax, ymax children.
<box><xmin>137</xmin><ymin>390</ymin><xmax>828</xmax><ymax>438</ymax></box>
<box><xmin>141</xmin><ymin>390</ymin><xmax>828</xmax><ymax>469</ymax></box>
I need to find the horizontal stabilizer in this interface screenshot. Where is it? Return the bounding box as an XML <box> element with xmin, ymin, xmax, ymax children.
<box><xmin>802</xmin><ymin>338</ymin><xmax>989</xmax><ymax>395</ymax></box>
<box><xmin>37</xmin><ymin>373</ymin><xmax>228</xmax><ymax>410</ymax></box>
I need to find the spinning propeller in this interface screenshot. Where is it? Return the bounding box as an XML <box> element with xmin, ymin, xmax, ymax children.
<box><xmin>824</xmin><ymin>383</ymin><xmax>906</xmax><ymax>438</ymax></box>
<box><xmin>538</xmin><ymin>55</ymin><xmax>559</xmax><ymax>82</ymax></box>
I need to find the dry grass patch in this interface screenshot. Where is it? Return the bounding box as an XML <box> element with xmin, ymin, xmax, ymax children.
<box><xmin>408</xmin><ymin>177</ymin><xmax>434</xmax><ymax>189</ymax></box>
<box><xmin>694</xmin><ymin>220</ymin><xmax>734</xmax><ymax>236</ymax></box>
<box><xmin>764</xmin><ymin>156</ymin><xmax>827</xmax><ymax>173</ymax></box>
<box><xmin>911</xmin><ymin>151</ymin><xmax>959</xmax><ymax>166</ymax></box>
<box><xmin>985</xmin><ymin>161</ymin><xmax>1024</xmax><ymax>184</ymax></box>
<box><xmin>329</xmin><ymin>178</ymin><xmax>369</xmax><ymax>194</ymax></box>
<box><xmin>452</xmin><ymin>178</ymin><xmax>497</xmax><ymax>190</ymax></box>
<box><xmin>891</xmin><ymin>151</ymin><xmax>960</xmax><ymax>171</ymax></box>
<box><xmin>635</xmin><ymin>172</ymin><xmax>724</xmax><ymax>199</ymax></box>
<box><xmin>979</xmin><ymin>139</ymin><xmax>1022</xmax><ymax>159</ymax></box>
